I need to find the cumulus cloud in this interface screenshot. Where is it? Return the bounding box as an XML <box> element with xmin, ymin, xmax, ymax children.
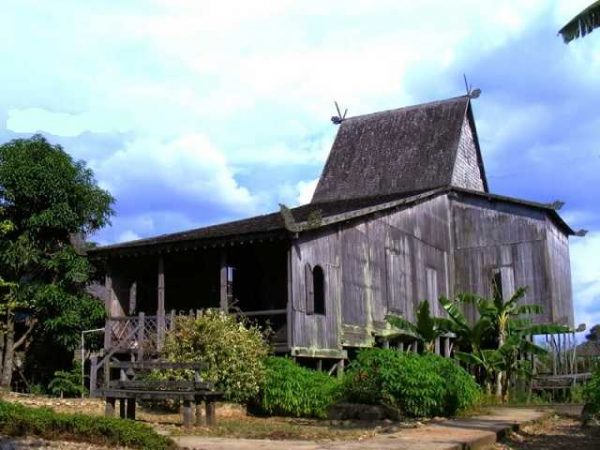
<box><xmin>0</xmin><ymin>1</ymin><xmax>599</xmax><ymax>325</ymax></box>
<box><xmin>570</xmin><ymin>232</ymin><xmax>600</xmax><ymax>328</ymax></box>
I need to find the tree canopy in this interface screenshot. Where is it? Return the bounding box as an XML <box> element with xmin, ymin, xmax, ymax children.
<box><xmin>0</xmin><ymin>134</ymin><xmax>114</xmax><ymax>389</ymax></box>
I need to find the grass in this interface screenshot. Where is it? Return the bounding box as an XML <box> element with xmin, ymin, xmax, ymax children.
<box><xmin>0</xmin><ymin>399</ymin><xmax>176</xmax><ymax>449</ymax></box>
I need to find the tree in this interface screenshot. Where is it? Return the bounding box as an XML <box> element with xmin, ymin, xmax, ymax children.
<box><xmin>0</xmin><ymin>135</ymin><xmax>113</xmax><ymax>390</ymax></box>
<box><xmin>586</xmin><ymin>324</ymin><xmax>600</xmax><ymax>342</ymax></box>
<box><xmin>559</xmin><ymin>1</ymin><xmax>600</xmax><ymax>43</ymax></box>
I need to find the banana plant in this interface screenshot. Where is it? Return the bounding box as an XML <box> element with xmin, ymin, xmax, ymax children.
<box><xmin>559</xmin><ymin>1</ymin><xmax>600</xmax><ymax>43</ymax></box>
<box><xmin>385</xmin><ymin>300</ymin><xmax>451</xmax><ymax>354</ymax></box>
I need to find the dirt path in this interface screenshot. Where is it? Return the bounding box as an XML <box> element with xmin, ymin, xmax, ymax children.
<box><xmin>495</xmin><ymin>415</ymin><xmax>600</xmax><ymax>450</ymax></box>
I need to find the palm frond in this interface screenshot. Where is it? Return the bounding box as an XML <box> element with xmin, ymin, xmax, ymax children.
<box><xmin>439</xmin><ymin>296</ymin><xmax>469</xmax><ymax>330</ymax></box>
<box><xmin>385</xmin><ymin>314</ymin><xmax>419</xmax><ymax>338</ymax></box>
<box><xmin>522</xmin><ymin>323</ymin><xmax>570</xmax><ymax>336</ymax></box>
<box><xmin>559</xmin><ymin>0</ymin><xmax>600</xmax><ymax>43</ymax></box>
<box><xmin>514</xmin><ymin>304</ymin><xmax>544</xmax><ymax>316</ymax></box>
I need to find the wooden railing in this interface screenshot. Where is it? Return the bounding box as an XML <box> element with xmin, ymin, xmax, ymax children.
<box><xmin>105</xmin><ymin>313</ymin><xmax>175</xmax><ymax>357</ymax></box>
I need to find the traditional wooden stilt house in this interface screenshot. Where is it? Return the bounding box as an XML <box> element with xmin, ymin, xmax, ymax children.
<box><xmin>89</xmin><ymin>94</ymin><xmax>576</xmax><ymax>374</ymax></box>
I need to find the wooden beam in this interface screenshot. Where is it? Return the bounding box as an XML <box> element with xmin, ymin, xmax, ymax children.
<box><xmin>104</xmin><ymin>270</ymin><xmax>114</xmax><ymax>350</ymax></box>
<box><xmin>157</xmin><ymin>256</ymin><xmax>165</xmax><ymax>350</ymax></box>
<box><xmin>220</xmin><ymin>251</ymin><xmax>228</xmax><ymax>312</ymax></box>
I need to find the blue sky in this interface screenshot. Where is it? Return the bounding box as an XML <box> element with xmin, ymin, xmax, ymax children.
<box><xmin>0</xmin><ymin>1</ymin><xmax>598</xmax><ymax>328</ymax></box>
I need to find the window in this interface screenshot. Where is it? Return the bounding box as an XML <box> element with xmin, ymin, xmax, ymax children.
<box><xmin>492</xmin><ymin>271</ymin><xmax>503</xmax><ymax>301</ymax></box>
<box><xmin>491</xmin><ymin>267</ymin><xmax>514</xmax><ymax>301</ymax></box>
<box><xmin>305</xmin><ymin>264</ymin><xmax>326</xmax><ymax>315</ymax></box>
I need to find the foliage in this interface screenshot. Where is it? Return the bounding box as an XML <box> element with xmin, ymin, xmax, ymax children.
<box><xmin>559</xmin><ymin>1</ymin><xmax>600</xmax><ymax>43</ymax></box>
<box><xmin>342</xmin><ymin>348</ymin><xmax>479</xmax><ymax>417</ymax></box>
<box><xmin>583</xmin><ymin>369</ymin><xmax>600</xmax><ymax>416</ymax></box>
<box><xmin>48</xmin><ymin>360</ymin><xmax>85</xmax><ymax>398</ymax></box>
<box><xmin>253</xmin><ymin>357</ymin><xmax>342</xmax><ymax>419</ymax></box>
<box><xmin>0</xmin><ymin>400</ymin><xmax>175</xmax><ymax>449</ymax></box>
<box><xmin>0</xmin><ymin>134</ymin><xmax>113</xmax><ymax>389</ymax></box>
<box><xmin>161</xmin><ymin>310</ymin><xmax>270</xmax><ymax>403</ymax></box>
<box><xmin>586</xmin><ymin>324</ymin><xmax>600</xmax><ymax>342</ymax></box>
<box><xmin>440</xmin><ymin>288</ymin><xmax>569</xmax><ymax>400</ymax></box>
<box><xmin>385</xmin><ymin>300</ymin><xmax>451</xmax><ymax>353</ymax></box>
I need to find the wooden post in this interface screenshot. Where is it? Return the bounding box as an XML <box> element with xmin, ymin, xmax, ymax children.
<box><xmin>127</xmin><ymin>399</ymin><xmax>136</xmax><ymax>420</ymax></box>
<box><xmin>157</xmin><ymin>256</ymin><xmax>166</xmax><ymax>351</ymax></box>
<box><xmin>443</xmin><ymin>337</ymin><xmax>450</xmax><ymax>358</ymax></box>
<box><xmin>398</xmin><ymin>342</ymin><xmax>404</xmax><ymax>352</ymax></box>
<box><xmin>182</xmin><ymin>400</ymin><xmax>193</xmax><ymax>429</ymax></box>
<box><xmin>129</xmin><ymin>281</ymin><xmax>137</xmax><ymax>315</ymax></box>
<box><xmin>205</xmin><ymin>401</ymin><xmax>216</xmax><ymax>427</ymax></box>
<box><xmin>382</xmin><ymin>340</ymin><xmax>390</xmax><ymax>349</ymax></box>
<box><xmin>90</xmin><ymin>356</ymin><xmax>98</xmax><ymax>396</ymax></box>
<box><xmin>316</xmin><ymin>359</ymin><xmax>323</xmax><ymax>371</ymax></box>
<box><xmin>195</xmin><ymin>401</ymin><xmax>205</xmax><ymax>426</ymax></box>
<box><xmin>169</xmin><ymin>309</ymin><xmax>176</xmax><ymax>331</ymax></box>
<box><xmin>119</xmin><ymin>399</ymin><xmax>126</xmax><ymax>418</ymax></box>
<box><xmin>337</xmin><ymin>359</ymin><xmax>345</xmax><ymax>379</ymax></box>
<box><xmin>105</xmin><ymin>397</ymin><xmax>116</xmax><ymax>417</ymax></box>
<box><xmin>220</xmin><ymin>251</ymin><xmax>228</xmax><ymax>312</ymax></box>
<box><xmin>434</xmin><ymin>337</ymin><xmax>440</xmax><ymax>355</ymax></box>
<box><xmin>412</xmin><ymin>341</ymin><xmax>419</xmax><ymax>353</ymax></box>
<box><xmin>104</xmin><ymin>270</ymin><xmax>113</xmax><ymax>351</ymax></box>
<box><xmin>137</xmin><ymin>312</ymin><xmax>145</xmax><ymax>361</ymax></box>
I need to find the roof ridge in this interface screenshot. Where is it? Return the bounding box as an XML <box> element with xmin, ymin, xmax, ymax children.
<box><xmin>342</xmin><ymin>94</ymin><xmax>470</xmax><ymax>123</ymax></box>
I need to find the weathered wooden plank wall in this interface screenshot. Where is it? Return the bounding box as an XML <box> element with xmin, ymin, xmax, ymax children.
<box><xmin>544</xmin><ymin>219</ymin><xmax>574</xmax><ymax>327</ymax></box>
<box><xmin>291</xmin><ymin>195</ymin><xmax>452</xmax><ymax>351</ymax></box>
<box><xmin>290</xmin><ymin>193</ymin><xmax>573</xmax><ymax>353</ymax></box>
<box><xmin>451</xmin><ymin>196</ymin><xmax>572</xmax><ymax>325</ymax></box>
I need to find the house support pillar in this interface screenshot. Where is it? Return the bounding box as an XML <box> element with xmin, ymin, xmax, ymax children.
<box><xmin>157</xmin><ymin>256</ymin><xmax>166</xmax><ymax>351</ymax></box>
<box><xmin>220</xmin><ymin>251</ymin><xmax>228</xmax><ymax>312</ymax></box>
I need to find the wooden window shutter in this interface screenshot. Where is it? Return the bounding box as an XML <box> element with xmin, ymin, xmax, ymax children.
<box><xmin>305</xmin><ymin>263</ymin><xmax>314</xmax><ymax>314</ymax></box>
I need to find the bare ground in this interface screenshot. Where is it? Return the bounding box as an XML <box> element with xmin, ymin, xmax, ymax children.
<box><xmin>495</xmin><ymin>414</ymin><xmax>600</xmax><ymax>450</ymax></box>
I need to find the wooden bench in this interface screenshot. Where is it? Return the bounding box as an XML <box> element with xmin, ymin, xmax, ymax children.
<box><xmin>95</xmin><ymin>361</ymin><xmax>223</xmax><ymax>428</ymax></box>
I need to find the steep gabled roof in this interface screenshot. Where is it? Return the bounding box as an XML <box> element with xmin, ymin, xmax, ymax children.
<box><xmin>312</xmin><ymin>95</ymin><xmax>488</xmax><ymax>203</ymax></box>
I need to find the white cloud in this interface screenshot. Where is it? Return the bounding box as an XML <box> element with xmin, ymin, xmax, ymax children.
<box><xmin>117</xmin><ymin>230</ymin><xmax>141</xmax><ymax>243</ymax></box>
<box><xmin>570</xmin><ymin>232</ymin><xmax>600</xmax><ymax>328</ymax></box>
<box><xmin>296</xmin><ymin>178</ymin><xmax>319</xmax><ymax>205</ymax></box>
<box><xmin>93</xmin><ymin>134</ymin><xmax>257</xmax><ymax>215</ymax></box>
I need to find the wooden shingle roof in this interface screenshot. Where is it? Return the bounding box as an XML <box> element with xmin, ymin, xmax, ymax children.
<box><xmin>89</xmin><ymin>187</ymin><xmax>573</xmax><ymax>257</ymax></box>
<box><xmin>312</xmin><ymin>95</ymin><xmax>487</xmax><ymax>203</ymax></box>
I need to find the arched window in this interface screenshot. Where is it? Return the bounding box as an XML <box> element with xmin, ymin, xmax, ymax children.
<box><xmin>313</xmin><ymin>265</ymin><xmax>325</xmax><ymax>315</ymax></box>
<box><xmin>305</xmin><ymin>264</ymin><xmax>326</xmax><ymax>315</ymax></box>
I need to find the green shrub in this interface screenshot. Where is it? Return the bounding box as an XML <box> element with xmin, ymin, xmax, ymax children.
<box><xmin>253</xmin><ymin>357</ymin><xmax>342</xmax><ymax>419</ymax></box>
<box><xmin>0</xmin><ymin>400</ymin><xmax>175</xmax><ymax>449</ymax></box>
<box><xmin>583</xmin><ymin>369</ymin><xmax>600</xmax><ymax>416</ymax></box>
<box><xmin>162</xmin><ymin>309</ymin><xmax>270</xmax><ymax>403</ymax></box>
<box><xmin>342</xmin><ymin>349</ymin><xmax>479</xmax><ymax>417</ymax></box>
<box><xmin>48</xmin><ymin>361</ymin><xmax>85</xmax><ymax>398</ymax></box>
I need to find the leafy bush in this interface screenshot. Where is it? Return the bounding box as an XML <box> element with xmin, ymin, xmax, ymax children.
<box><xmin>583</xmin><ymin>369</ymin><xmax>600</xmax><ymax>416</ymax></box>
<box><xmin>0</xmin><ymin>400</ymin><xmax>175</xmax><ymax>450</ymax></box>
<box><xmin>162</xmin><ymin>310</ymin><xmax>270</xmax><ymax>403</ymax></box>
<box><xmin>253</xmin><ymin>357</ymin><xmax>342</xmax><ymax>419</ymax></box>
<box><xmin>48</xmin><ymin>361</ymin><xmax>85</xmax><ymax>398</ymax></box>
<box><xmin>342</xmin><ymin>349</ymin><xmax>479</xmax><ymax>417</ymax></box>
